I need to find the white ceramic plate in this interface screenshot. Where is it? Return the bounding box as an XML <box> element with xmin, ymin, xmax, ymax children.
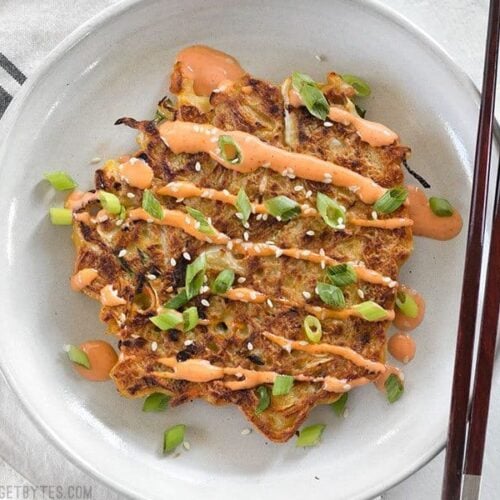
<box><xmin>0</xmin><ymin>1</ymin><xmax>498</xmax><ymax>499</ymax></box>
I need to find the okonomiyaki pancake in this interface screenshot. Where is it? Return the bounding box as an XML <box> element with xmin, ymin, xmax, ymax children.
<box><xmin>68</xmin><ymin>47</ymin><xmax>413</xmax><ymax>442</ymax></box>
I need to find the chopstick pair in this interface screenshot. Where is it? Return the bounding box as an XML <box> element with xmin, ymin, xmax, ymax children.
<box><xmin>442</xmin><ymin>0</ymin><xmax>500</xmax><ymax>498</ymax></box>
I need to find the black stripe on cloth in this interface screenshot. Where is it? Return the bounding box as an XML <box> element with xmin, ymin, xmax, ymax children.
<box><xmin>0</xmin><ymin>85</ymin><xmax>13</xmax><ymax>119</ymax></box>
<box><xmin>0</xmin><ymin>53</ymin><xmax>26</xmax><ymax>85</ymax></box>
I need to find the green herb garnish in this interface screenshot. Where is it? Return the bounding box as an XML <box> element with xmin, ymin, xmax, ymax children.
<box><xmin>264</xmin><ymin>195</ymin><xmax>301</xmax><ymax>221</ymax></box>
<box><xmin>296</xmin><ymin>424</ymin><xmax>326</xmax><ymax>447</ymax></box>
<box><xmin>44</xmin><ymin>171</ymin><xmax>77</xmax><ymax>191</ymax></box>
<box><xmin>373</xmin><ymin>187</ymin><xmax>408</xmax><ymax>214</ymax></box>
<box><xmin>317</xmin><ymin>282</ymin><xmax>345</xmax><ymax>309</ymax></box>
<box><xmin>304</xmin><ymin>315</ymin><xmax>322</xmax><ymax>343</ymax></box>
<box><xmin>429</xmin><ymin>197</ymin><xmax>454</xmax><ymax>217</ymax></box>
<box><xmin>272</xmin><ymin>375</ymin><xmax>294</xmax><ymax>396</ymax></box>
<box><xmin>143</xmin><ymin>393</ymin><xmax>170</xmax><ymax>412</ymax></box>
<box><xmin>326</xmin><ymin>263</ymin><xmax>357</xmax><ymax>287</ymax></box>
<box><xmin>291</xmin><ymin>72</ymin><xmax>329</xmax><ymax>120</ymax></box>
<box><xmin>316</xmin><ymin>192</ymin><xmax>346</xmax><ymax>229</ymax></box>
<box><xmin>142</xmin><ymin>189</ymin><xmax>164</xmax><ymax>220</ymax></box>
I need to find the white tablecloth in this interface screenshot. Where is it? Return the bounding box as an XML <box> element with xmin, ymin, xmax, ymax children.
<box><xmin>0</xmin><ymin>1</ymin><xmax>498</xmax><ymax>498</ymax></box>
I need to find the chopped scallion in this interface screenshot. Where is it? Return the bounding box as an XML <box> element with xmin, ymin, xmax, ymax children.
<box><xmin>44</xmin><ymin>171</ymin><xmax>77</xmax><ymax>191</ymax></box>
<box><xmin>373</xmin><ymin>187</ymin><xmax>408</xmax><ymax>214</ymax></box>
<box><xmin>291</xmin><ymin>72</ymin><xmax>329</xmax><ymax>120</ymax></box>
<box><xmin>67</xmin><ymin>345</ymin><xmax>90</xmax><ymax>369</ymax></box>
<box><xmin>272</xmin><ymin>374</ymin><xmax>294</xmax><ymax>396</ymax></box>
<box><xmin>304</xmin><ymin>315</ymin><xmax>322</xmax><ymax>343</ymax></box>
<box><xmin>316</xmin><ymin>192</ymin><xmax>346</xmax><ymax>229</ymax></box>
<box><xmin>143</xmin><ymin>393</ymin><xmax>170</xmax><ymax>412</ymax></box>
<box><xmin>341</xmin><ymin>74</ymin><xmax>371</xmax><ymax>97</ymax></box>
<box><xmin>165</xmin><ymin>290</ymin><xmax>188</xmax><ymax>310</ymax></box>
<box><xmin>185</xmin><ymin>253</ymin><xmax>206</xmax><ymax>300</ymax></box>
<box><xmin>331</xmin><ymin>393</ymin><xmax>348</xmax><ymax>416</ymax></box>
<box><xmin>429</xmin><ymin>197</ymin><xmax>454</xmax><ymax>217</ymax></box>
<box><xmin>395</xmin><ymin>292</ymin><xmax>418</xmax><ymax>318</ymax></box>
<box><xmin>218</xmin><ymin>135</ymin><xmax>242</xmax><ymax>164</ymax></box>
<box><xmin>296</xmin><ymin>424</ymin><xmax>326</xmax><ymax>447</ymax></box>
<box><xmin>317</xmin><ymin>282</ymin><xmax>345</xmax><ymax>309</ymax></box>
<box><xmin>182</xmin><ymin>306</ymin><xmax>199</xmax><ymax>331</ymax></box>
<box><xmin>142</xmin><ymin>189</ymin><xmax>164</xmax><ymax>220</ymax></box>
<box><xmin>235</xmin><ymin>188</ymin><xmax>252</xmax><ymax>224</ymax></box>
<box><xmin>354</xmin><ymin>301</ymin><xmax>388</xmax><ymax>321</ymax></box>
<box><xmin>150</xmin><ymin>309</ymin><xmax>183</xmax><ymax>330</ymax></box>
<box><xmin>186</xmin><ymin>207</ymin><xmax>215</xmax><ymax>234</ymax></box>
<box><xmin>212</xmin><ymin>269</ymin><xmax>235</xmax><ymax>294</ymax></box>
<box><xmin>49</xmin><ymin>207</ymin><xmax>73</xmax><ymax>225</ymax></box>
<box><xmin>264</xmin><ymin>195</ymin><xmax>301</xmax><ymax>221</ymax></box>
<box><xmin>98</xmin><ymin>190</ymin><xmax>122</xmax><ymax>215</ymax></box>
<box><xmin>385</xmin><ymin>374</ymin><xmax>404</xmax><ymax>403</ymax></box>
<box><xmin>326</xmin><ymin>263</ymin><xmax>357</xmax><ymax>287</ymax></box>
<box><xmin>163</xmin><ymin>424</ymin><xmax>186</xmax><ymax>453</ymax></box>
<box><xmin>255</xmin><ymin>386</ymin><xmax>271</xmax><ymax>414</ymax></box>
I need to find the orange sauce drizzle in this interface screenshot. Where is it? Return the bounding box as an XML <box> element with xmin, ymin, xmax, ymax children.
<box><xmin>175</xmin><ymin>45</ymin><xmax>246</xmax><ymax>96</ymax></box>
<box><xmin>65</xmin><ymin>191</ymin><xmax>98</xmax><ymax>211</ymax></box>
<box><xmin>407</xmin><ymin>185</ymin><xmax>462</xmax><ymax>240</ymax></box>
<box><xmin>158</xmin><ymin>121</ymin><xmax>387</xmax><ymax>204</ymax></box>
<box><xmin>388</xmin><ymin>333</ymin><xmax>416</xmax><ymax>364</ymax></box>
<box><xmin>74</xmin><ymin>340</ymin><xmax>118</xmax><ymax>382</ymax></box>
<box><xmin>71</xmin><ymin>268</ymin><xmax>98</xmax><ymax>291</ymax></box>
<box><xmin>118</xmin><ymin>158</ymin><xmax>154</xmax><ymax>189</ymax></box>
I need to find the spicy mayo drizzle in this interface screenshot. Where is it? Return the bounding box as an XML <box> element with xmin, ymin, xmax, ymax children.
<box><xmin>73</xmin><ymin>340</ymin><xmax>118</xmax><ymax>381</ymax></box>
<box><xmin>158</xmin><ymin>121</ymin><xmax>387</xmax><ymax>204</ymax></box>
<box><xmin>118</xmin><ymin>157</ymin><xmax>154</xmax><ymax>189</ymax></box>
<box><xmin>71</xmin><ymin>268</ymin><xmax>98</xmax><ymax>291</ymax></box>
<box><xmin>388</xmin><ymin>333</ymin><xmax>416</xmax><ymax>364</ymax></box>
<box><xmin>175</xmin><ymin>45</ymin><xmax>246</xmax><ymax>96</ymax></box>
<box><xmin>394</xmin><ymin>285</ymin><xmax>426</xmax><ymax>331</ymax></box>
<box><xmin>407</xmin><ymin>185</ymin><xmax>462</xmax><ymax>240</ymax></box>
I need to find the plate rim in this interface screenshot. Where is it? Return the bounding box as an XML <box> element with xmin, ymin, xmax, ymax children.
<box><xmin>0</xmin><ymin>0</ymin><xmax>493</xmax><ymax>498</ymax></box>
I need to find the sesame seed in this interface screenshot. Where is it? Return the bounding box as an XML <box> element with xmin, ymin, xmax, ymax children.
<box><xmin>262</xmin><ymin>214</ymin><xmax>268</xmax><ymax>221</ymax></box>
<box><xmin>183</xmin><ymin>252</ymin><xmax>191</xmax><ymax>261</ymax></box>
<box><xmin>383</xmin><ymin>277</ymin><xmax>391</xmax><ymax>283</ymax></box>
<box><xmin>306</xmin><ymin>230</ymin><xmax>315</xmax><ymax>236</ymax></box>
<box><xmin>275</xmin><ymin>248</ymin><xmax>283</xmax><ymax>257</ymax></box>
<box><xmin>195</xmin><ymin>161</ymin><xmax>201</xmax><ymax>172</ymax></box>
<box><xmin>343</xmin><ymin>408</ymin><xmax>349</xmax><ymax>419</ymax></box>
<box><xmin>119</xmin><ymin>313</ymin><xmax>126</xmax><ymax>323</ymax></box>
<box><xmin>227</xmin><ymin>241</ymin><xmax>234</xmax><ymax>250</ymax></box>
<box><xmin>357</xmin><ymin>289</ymin><xmax>365</xmax><ymax>299</ymax></box>
<box><xmin>343</xmin><ymin>384</ymin><xmax>351</xmax><ymax>391</ymax></box>
<box><xmin>90</xmin><ymin>156</ymin><xmax>102</xmax><ymax>164</ymax></box>
<box><xmin>294</xmin><ymin>185</ymin><xmax>304</xmax><ymax>192</ymax></box>
<box><xmin>372</xmin><ymin>211</ymin><xmax>378</xmax><ymax>220</ymax></box>
<box><xmin>321</xmin><ymin>261</ymin><xmax>326</xmax><ymax>269</ymax></box>
<box><xmin>266</xmin><ymin>299</ymin><xmax>274</xmax><ymax>308</ymax></box>
<box><xmin>166</xmin><ymin>286</ymin><xmax>173</xmax><ymax>293</ymax></box>
<box><xmin>314</xmin><ymin>54</ymin><xmax>323</xmax><ymax>62</ymax></box>
<box><xmin>243</xmin><ymin>222</ymin><xmax>250</xmax><ymax>229</ymax></box>
<box><xmin>243</xmin><ymin>231</ymin><xmax>249</xmax><ymax>241</ymax></box>
<box><xmin>241</xmin><ymin>428</ymin><xmax>252</xmax><ymax>436</ymax></box>
<box><xmin>146</xmin><ymin>273</ymin><xmax>157</xmax><ymax>280</ymax></box>
<box><xmin>183</xmin><ymin>441</ymin><xmax>191</xmax><ymax>450</ymax></box>
<box><xmin>194</xmin><ymin>221</ymin><xmax>201</xmax><ymax>229</ymax></box>
<box><xmin>237</xmin><ymin>277</ymin><xmax>246</xmax><ymax>284</ymax></box>
<box><xmin>115</xmin><ymin>219</ymin><xmax>124</xmax><ymax>226</ymax></box>
<box><xmin>63</xmin><ymin>344</ymin><xmax>71</xmax><ymax>352</ymax></box>
<box><xmin>302</xmin><ymin>291</ymin><xmax>312</xmax><ymax>300</ymax></box>
<box><xmin>185</xmin><ymin>217</ymin><xmax>191</xmax><ymax>225</ymax></box>
<box><xmin>184</xmin><ymin>340</ymin><xmax>193</xmax><ymax>346</ymax></box>
<box><xmin>323</xmin><ymin>121</ymin><xmax>333</xmax><ymax>127</ymax></box>
<box><xmin>250</xmin><ymin>291</ymin><xmax>257</xmax><ymax>300</ymax></box>
<box><xmin>176</xmin><ymin>197</ymin><xmax>185</xmax><ymax>203</ymax></box>
<box><xmin>262</xmin><ymin>162</ymin><xmax>271</xmax><ymax>168</ymax></box>
<box><xmin>222</xmin><ymin>189</ymin><xmax>230</xmax><ymax>196</ymax></box>
<box><xmin>302</xmin><ymin>250</ymin><xmax>311</xmax><ymax>256</ymax></box>
<box><xmin>118</xmin><ymin>249</ymin><xmax>127</xmax><ymax>257</ymax></box>
<box><xmin>265</xmin><ymin>240</ymin><xmax>275</xmax><ymax>245</ymax></box>
<box><xmin>315</xmin><ymin>286</ymin><xmax>319</xmax><ymax>294</ymax></box>
<box><xmin>247</xmin><ymin>342</ymin><xmax>254</xmax><ymax>350</ymax></box>
<box><xmin>276</xmin><ymin>216</ymin><xmax>282</xmax><ymax>222</ymax></box>
<box><xmin>151</xmin><ymin>341</ymin><xmax>158</xmax><ymax>352</ymax></box>
<box><xmin>235</xmin><ymin>212</ymin><xmax>243</xmax><ymax>220</ymax></box>
<box><xmin>170</xmin><ymin>258</ymin><xmax>177</xmax><ymax>266</ymax></box>
<box><xmin>126</xmin><ymin>192</ymin><xmax>135</xmax><ymax>199</ymax></box>
<box><xmin>319</xmin><ymin>248</ymin><xmax>325</xmax><ymax>256</ymax></box>
<box><xmin>323</xmin><ymin>178</ymin><xmax>332</xmax><ymax>184</ymax></box>
<box><xmin>256</xmin><ymin>213</ymin><xmax>263</xmax><ymax>221</ymax></box>
<box><xmin>305</xmin><ymin>190</ymin><xmax>313</xmax><ymax>198</ymax></box>
<box><xmin>201</xmin><ymin>299</ymin><xmax>210</xmax><ymax>307</ymax></box>
<box><xmin>389</xmin><ymin>281</ymin><xmax>398</xmax><ymax>288</ymax></box>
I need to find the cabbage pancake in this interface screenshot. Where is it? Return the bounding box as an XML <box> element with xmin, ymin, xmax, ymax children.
<box><xmin>69</xmin><ymin>56</ymin><xmax>412</xmax><ymax>442</ymax></box>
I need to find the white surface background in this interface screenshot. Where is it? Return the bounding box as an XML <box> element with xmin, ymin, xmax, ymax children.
<box><xmin>0</xmin><ymin>1</ymin><xmax>498</xmax><ymax>499</ymax></box>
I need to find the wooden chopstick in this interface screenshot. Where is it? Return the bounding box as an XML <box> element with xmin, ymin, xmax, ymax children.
<box><xmin>461</xmin><ymin>167</ymin><xmax>500</xmax><ymax>499</ymax></box>
<box><xmin>442</xmin><ymin>0</ymin><xmax>500</xmax><ymax>498</ymax></box>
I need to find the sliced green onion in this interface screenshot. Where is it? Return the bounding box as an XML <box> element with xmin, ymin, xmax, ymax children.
<box><xmin>429</xmin><ymin>197</ymin><xmax>454</xmax><ymax>217</ymax></box>
<box><xmin>98</xmin><ymin>190</ymin><xmax>122</xmax><ymax>215</ymax></box>
<box><xmin>119</xmin><ymin>205</ymin><xmax>127</xmax><ymax>220</ymax></box>
<box><xmin>291</xmin><ymin>72</ymin><xmax>329</xmax><ymax>120</ymax></box>
<box><xmin>317</xmin><ymin>282</ymin><xmax>345</xmax><ymax>309</ymax></box>
<box><xmin>49</xmin><ymin>207</ymin><xmax>73</xmax><ymax>225</ymax></box>
<box><xmin>182</xmin><ymin>306</ymin><xmax>199</xmax><ymax>331</ymax></box>
<box><xmin>186</xmin><ymin>207</ymin><xmax>215</xmax><ymax>234</ymax></box>
<box><xmin>163</xmin><ymin>424</ymin><xmax>186</xmax><ymax>453</ymax></box>
<box><xmin>150</xmin><ymin>309</ymin><xmax>183</xmax><ymax>330</ymax></box>
<box><xmin>44</xmin><ymin>171</ymin><xmax>77</xmax><ymax>191</ymax></box>
<box><xmin>235</xmin><ymin>188</ymin><xmax>252</xmax><ymax>224</ymax></box>
<box><xmin>218</xmin><ymin>135</ymin><xmax>242</xmax><ymax>164</ymax></box>
<box><xmin>143</xmin><ymin>393</ymin><xmax>170</xmax><ymax>412</ymax></box>
<box><xmin>373</xmin><ymin>187</ymin><xmax>408</xmax><ymax>214</ymax></box>
<box><xmin>264</xmin><ymin>195</ymin><xmax>301</xmax><ymax>221</ymax></box>
<box><xmin>304</xmin><ymin>315</ymin><xmax>322</xmax><ymax>343</ymax></box>
<box><xmin>165</xmin><ymin>289</ymin><xmax>188</xmax><ymax>310</ymax></box>
<box><xmin>316</xmin><ymin>192</ymin><xmax>346</xmax><ymax>229</ymax></box>
<box><xmin>341</xmin><ymin>74</ymin><xmax>371</xmax><ymax>97</ymax></box>
<box><xmin>331</xmin><ymin>393</ymin><xmax>348</xmax><ymax>416</ymax></box>
<box><xmin>255</xmin><ymin>386</ymin><xmax>271</xmax><ymax>414</ymax></box>
<box><xmin>272</xmin><ymin>374</ymin><xmax>294</xmax><ymax>396</ymax></box>
<box><xmin>212</xmin><ymin>269</ymin><xmax>235</xmax><ymax>294</ymax></box>
<box><xmin>326</xmin><ymin>263</ymin><xmax>357</xmax><ymax>287</ymax></box>
<box><xmin>395</xmin><ymin>292</ymin><xmax>418</xmax><ymax>318</ymax></box>
<box><xmin>354</xmin><ymin>301</ymin><xmax>388</xmax><ymax>321</ymax></box>
<box><xmin>142</xmin><ymin>189</ymin><xmax>164</xmax><ymax>220</ymax></box>
<box><xmin>385</xmin><ymin>374</ymin><xmax>404</xmax><ymax>403</ymax></box>
<box><xmin>355</xmin><ymin>104</ymin><xmax>366</xmax><ymax>118</ymax></box>
<box><xmin>67</xmin><ymin>345</ymin><xmax>90</xmax><ymax>369</ymax></box>
<box><xmin>185</xmin><ymin>253</ymin><xmax>206</xmax><ymax>300</ymax></box>
<box><xmin>296</xmin><ymin>424</ymin><xmax>326</xmax><ymax>448</ymax></box>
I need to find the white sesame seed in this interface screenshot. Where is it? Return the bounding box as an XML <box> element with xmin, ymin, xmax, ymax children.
<box><xmin>227</xmin><ymin>241</ymin><xmax>234</xmax><ymax>250</ymax></box>
<box><xmin>151</xmin><ymin>341</ymin><xmax>158</xmax><ymax>352</ymax></box>
<box><xmin>183</xmin><ymin>441</ymin><xmax>191</xmax><ymax>450</ymax></box>
<box><xmin>262</xmin><ymin>214</ymin><xmax>268</xmax><ymax>221</ymax></box>
<box><xmin>146</xmin><ymin>273</ymin><xmax>157</xmax><ymax>280</ymax></box>
<box><xmin>222</xmin><ymin>189</ymin><xmax>230</xmax><ymax>196</ymax></box>
<box><xmin>235</xmin><ymin>212</ymin><xmax>243</xmax><ymax>220</ymax></box>
<box><xmin>323</xmin><ymin>121</ymin><xmax>333</xmax><ymax>127</ymax></box>
<box><xmin>63</xmin><ymin>344</ymin><xmax>71</xmax><ymax>352</ymax></box>
<box><xmin>176</xmin><ymin>197</ymin><xmax>185</xmax><ymax>203</ymax></box>
<box><xmin>170</xmin><ymin>258</ymin><xmax>177</xmax><ymax>266</ymax></box>
<box><xmin>201</xmin><ymin>299</ymin><xmax>210</xmax><ymax>307</ymax></box>
<box><xmin>250</xmin><ymin>291</ymin><xmax>257</xmax><ymax>300</ymax></box>
<box><xmin>119</xmin><ymin>313</ymin><xmax>126</xmax><ymax>323</ymax></box>
<box><xmin>183</xmin><ymin>252</ymin><xmax>191</xmax><ymax>261</ymax></box>
<box><xmin>305</xmin><ymin>190</ymin><xmax>313</xmax><ymax>199</ymax></box>
<box><xmin>302</xmin><ymin>250</ymin><xmax>311</xmax><ymax>256</ymax></box>
<box><xmin>247</xmin><ymin>342</ymin><xmax>254</xmax><ymax>351</ymax></box>
<box><xmin>237</xmin><ymin>277</ymin><xmax>246</xmax><ymax>284</ymax></box>
<box><xmin>184</xmin><ymin>340</ymin><xmax>193</xmax><ymax>346</ymax></box>
<box><xmin>185</xmin><ymin>217</ymin><xmax>191</xmax><ymax>225</ymax></box>
<box><xmin>294</xmin><ymin>185</ymin><xmax>304</xmax><ymax>192</ymax></box>
<box><xmin>243</xmin><ymin>231</ymin><xmax>249</xmax><ymax>241</ymax></box>
<box><xmin>275</xmin><ymin>248</ymin><xmax>283</xmax><ymax>257</ymax></box>
<box><xmin>389</xmin><ymin>281</ymin><xmax>398</xmax><ymax>288</ymax></box>
<box><xmin>241</xmin><ymin>428</ymin><xmax>252</xmax><ymax>436</ymax></box>
<box><xmin>306</xmin><ymin>230</ymin><xmax>315</xmax><ymax>236</ymax></box>
<box><xmin>357</xmin><ymin>289</ymin><xmax>365</xmax><ymax>299</ymax></box>
<box><xmin>266</xmin><ymin>299</ymin><xmax>274</xmax><ymax>308</ymax></box>
<box><xmin>276</xmin><ymin>216</ymin><xmax>282</xmax><ymax>222</ymax></box>
<box><xmin>126</xmin><ymin>192</ymin><xmax>135</xmax><ymax>199</ymax></box>
<box><xmin>203</xmin><ymin>275</ymin><xmax>208</xmax><ymax>282</ymax></box>
<box><xmin>265</xmin><ymin>240</ymin><xmax>275</xmax><ymax>245</ymax></box>
<box><xmin>194</xmin><ymin>161</ymin><xmax>201</xmax><ymax>172</ymax></box>
<box><xmin>262</xmin><ymin>162</ymin><xmax>271</xmax><ymax>168</ymax></box>
<box><xmin>321</xmin><ymin>261</ymin><xmax>326</xmax><ymax>269</ymax></box>
<box><xmin>90</xmin><ymin>156</ymin><xmax>101</xmax><ymax>164</ymax></box>
<box><xmin>343</xmin><ymin>384</ymin><xmax>352</xmax><ymax>391</ymax></box>
<box><xmin>314</xmin><ymin>54</ymin><xmax>323</xmax><ymax>62</ymax></box>
<box><xmin>256</xmin><ymin>213</ymin><xmax>263</xmax><ymax>221</ymax></box>
<box><xmin>302</xmin><ymin>291</ymin><xmax>312</xmax><ymax>300</ymax></box>
<box><xmin>194</xmin><ymin>221</ymin><xmax>201</xmax><ymax>229</ymax></box>
<box><xmin>372</xmin><ymin>211</ymin><xmax>378</xmax><ymax>220</ymax></box>
<box><xmin>115</xmin><ymin>219</ymin><xmax>124</xmax><ymax>226</ymax></box>
<box><xmin>118</xmin><ymin>249</ymin><xmax>127</xmax><ymax>258</ymax></box>
<box><xmin>343</xmin><ymin>408</ymin><xmax>349</xmax><ymax>419</ymax></box>
<box><xmin>243</xmin><ymin>222</ymin><xmax>250</xmax><ymax>229</ymax></box>
<box><xmin>166</xmin><ymin>286</ymin><xmax>173</xmax><ymax>293</ymax></box>
<box><xmin>319</xmin><ymin>248</ymin><xmax>325</xmax><ymax>256</ymax></box>
<box><xmin>315</xmin><ymin>286</ymin><xmax>319</xmax><ymax>294</ymax></box>
<box><xmin>383</xmin><ymin>277</ymin><xmax>391</xmax><ymax>283</ymax></box>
